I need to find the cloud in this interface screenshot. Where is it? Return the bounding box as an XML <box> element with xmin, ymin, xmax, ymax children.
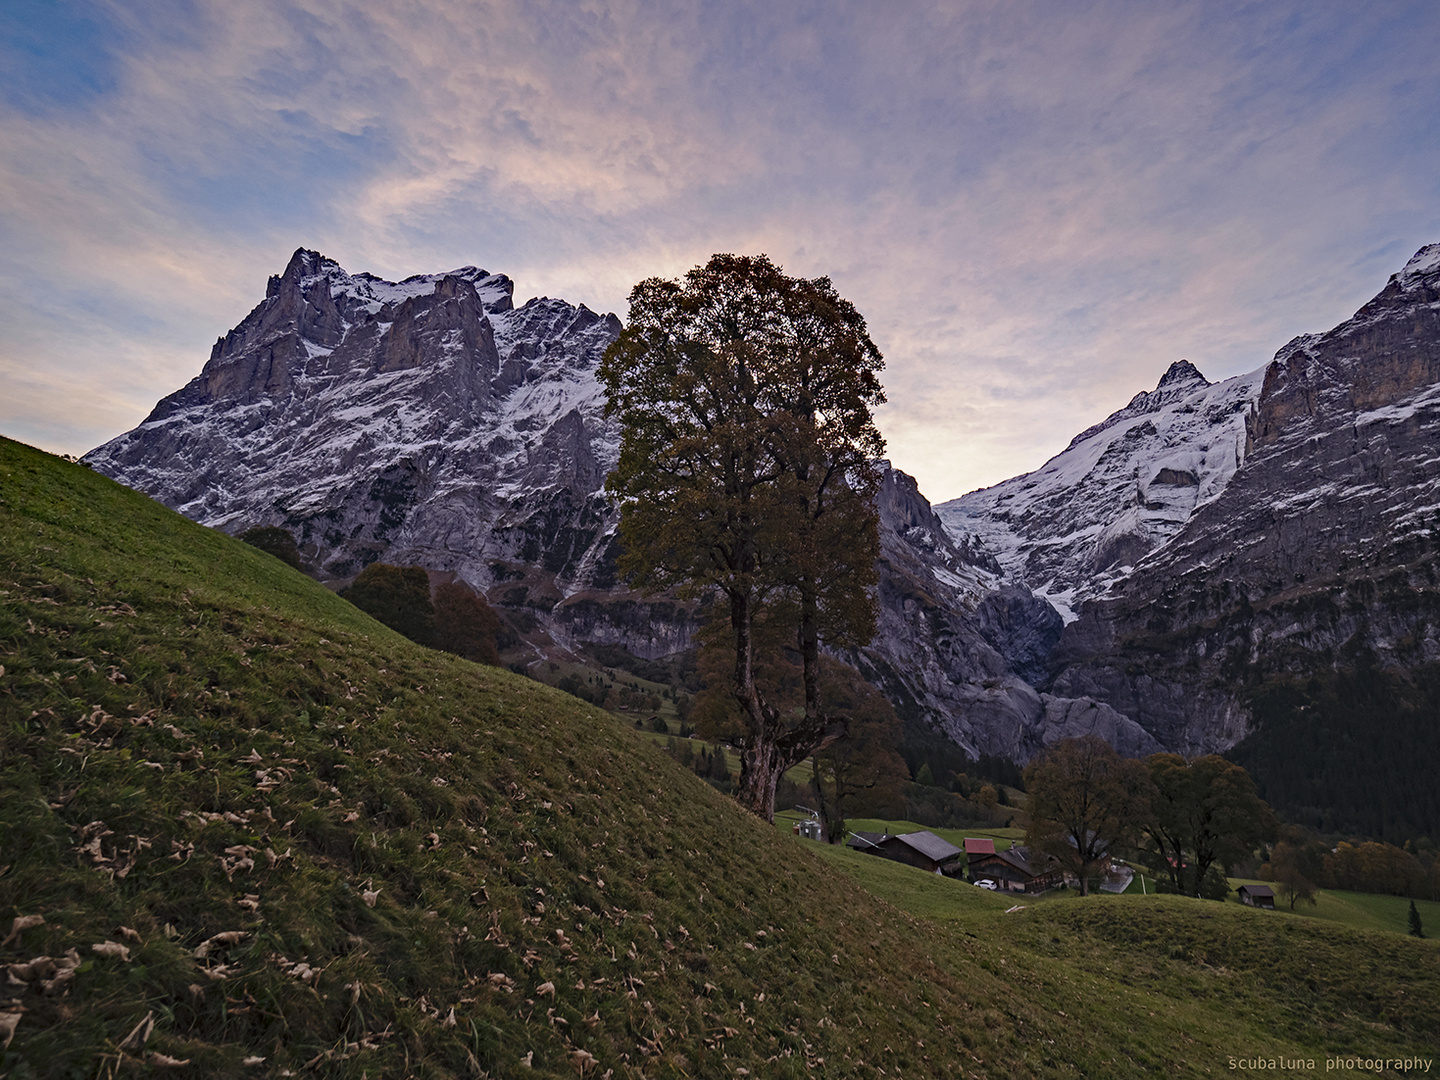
<box><xmin>2</xmin><ymin>0</ymin><xmax>1439</xmax><ymax>503</ymax></box>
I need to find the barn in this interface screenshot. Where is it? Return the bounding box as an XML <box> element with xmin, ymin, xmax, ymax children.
<box><xmin>846</xmin><ymin>830</ymin><xmax>965</xmax><ymax>876</ymax></box>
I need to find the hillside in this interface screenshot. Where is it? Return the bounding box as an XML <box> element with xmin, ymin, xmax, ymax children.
<box><xmin>1</xmin><ymin>436</ymin><xmax>1437</xmax><ymax>1077</ymax></box>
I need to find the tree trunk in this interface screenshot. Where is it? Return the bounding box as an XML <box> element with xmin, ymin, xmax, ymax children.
<box><xmin>737</xmin><ymin>738</ymin><xmax>783</xmax><ymax>822</ymax></box>
<box><xmin>728</xmin><ymin>586</ymin><xmax>783</xmax><ymax>822</ymax></box>
<box><xmin>811</xmin><ymin>755</ymin><xmax>836</xmax><ymax>843</ymax></box>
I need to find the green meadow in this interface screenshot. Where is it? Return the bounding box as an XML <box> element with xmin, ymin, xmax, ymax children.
<box><xmin>1</xmin><ymin>436</ymin><xmax>1436</xmax><ymax>1078</ymax></box>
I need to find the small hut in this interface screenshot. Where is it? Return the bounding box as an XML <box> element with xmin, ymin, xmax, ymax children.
<box><xmin>1237</xmin><ymin>884</ymin><xmax>1275</xmax><ymax>909</ymax></box>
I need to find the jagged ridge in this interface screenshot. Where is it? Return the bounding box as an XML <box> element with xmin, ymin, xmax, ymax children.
<box><xmin>87</xmin><ymin>248</ymin><xmax>1143</xmax><ymax>764</ymax></box>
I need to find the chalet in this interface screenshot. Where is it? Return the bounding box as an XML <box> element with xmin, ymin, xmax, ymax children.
<box><xmin>1236</xmin><ymin>884</ymin><xmax>1275</xmax><ymax>909</ymax></box>
<box><xmin>963</xmin><ymin>837</ymin><xmax>996</xmax><ymax>860</ymax></box>
<box><xmin>846</xmin><ymin>830</ymin><xmax>965</xmax><ymax>876</ymax></box>
<box><xmin>966</xmin><ymin>845</ymin><xmax>1067</xmax><ymax>894</ymax></box>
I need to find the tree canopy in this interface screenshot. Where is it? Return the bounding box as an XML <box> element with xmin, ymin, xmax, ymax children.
<box><xmin>341</xmin><ymin>563</ymin><xmax>436</xmax><ymax>647</ymax></box>
<box><xmin>1023</xmin><ymin>736</ymin><xmax>1152</xmax><ymax>896</ymax></box>
<box><xmin>1142</xmin><ymin>753</ymin><xmax>1275</xmax><ymax>898</ymax></box>
<box><xmin>599</xmin><ymin>253</ymin><xmax>886</xmax><ymax>821</ymax></box>
<box><xmin>239</xmin><ymin>525</ymin><xmax>304</xmax><ymax>570</ymax></box>
<box><xmin>340</xmin><ymin>565</ymin><xmax>502</xmax><ymax>667</ymax></box>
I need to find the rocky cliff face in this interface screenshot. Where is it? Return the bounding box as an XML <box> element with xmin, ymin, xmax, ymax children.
<box><xmin>88</xmin><ymin>248</ymin><xmax>1130</xmax><ymax>762</ymax></box>
<box><xmin>1044</xmin><ymin>244</ymin><xmax>1440</xmax><ymax>754</ymax></box>
<box><xmin>851</xmin><ymin>468</ymin><xmax>1161</xmax><ymax>761</ymax></box>
<box><xmin>938</xmin><ymin>244</ymin><xmax>1440</xmax><ymax>769</ymax></box>
<box><xmin>87</xmin><ymin>249</ymin><xmax>702</xmax><ymax>661</ymax></box>
<box><xmin>89</xmin><ymin>248</ymin><xmax>622</xmax><ymax>589</ymax></box>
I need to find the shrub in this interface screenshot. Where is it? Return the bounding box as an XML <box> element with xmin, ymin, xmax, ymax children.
<box><xmin>433</xmin><ymin>581</ymin><xmax>502</xmax><ymax>666</ymax></box>
<box><xmin>340</xmin><ymin>563</ymin><xmax>436</xmax><ymax>646</ymax></box>
<box><xmin>239</xmin><ymin>525</ymin><xmax>304</xmax><ymax>570</ymax></box>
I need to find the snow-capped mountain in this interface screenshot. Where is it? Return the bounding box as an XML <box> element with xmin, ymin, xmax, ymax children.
<box><xmin>88</xmin><ymin>248</ymin><xmax>621</xmax><ymax>591</ymax></box>
<box><xmin>970</xmin><ymin>243</ymin><xmax>1440</xmax><ymax>764</ymax></box>
<box><xmin>87</xmin><ymin>247</ymin><xmax>1155</xmax><ymax>763</ymax></box>
<box><xmin>937</xmin><ymin>359</ymin><xmax>1265</xmax><ymax>618</ymax></box>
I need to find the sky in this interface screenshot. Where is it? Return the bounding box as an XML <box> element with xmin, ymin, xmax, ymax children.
<box><xmin>3</xmin><ymin>1</ymin><xmax>1439</xmax><ymax>505</ymax></box>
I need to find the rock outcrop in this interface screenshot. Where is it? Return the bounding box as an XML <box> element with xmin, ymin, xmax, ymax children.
<box><xmin>1044</xmin><ymin>244</ymin><xmax>1440</xmax><ymax>753</ymax></box>
<box><xmin>854</xmin><ymin>467</ymin><xmax>1156</xmax><ymax>761</ymax></box>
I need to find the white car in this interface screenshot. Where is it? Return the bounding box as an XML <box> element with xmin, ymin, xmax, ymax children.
<box><xmin>973</xmin><ymin>879</ymin><xmax>998</xmax><ymax>890</ymax></box>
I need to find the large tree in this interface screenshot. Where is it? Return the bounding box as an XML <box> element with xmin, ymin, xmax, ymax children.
<box><xmin>1266</xmin><ymin>842</ymin><xmax>1318</xmax><ymax>910</ymax></box>
<box><xmin>1024</xmin><ymin>736</ymin><xmax>1153</xmax><ymax>896</ymax></box>
<box><xmin>599</xmin><ymin>253</ymin><xmax>886</xmax><ymax>821</ymax></box>
<box><xmin>1142</xmin><ymin>754</ymin><xmax>1275</xmax><ymax>898</ymax></box>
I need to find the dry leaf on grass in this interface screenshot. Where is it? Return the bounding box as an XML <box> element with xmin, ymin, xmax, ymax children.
<box><xmin>2</xmin><ymin>915</ymin><xmax>43</xmax><ymax>946</ymax></box>
<box><xmin>0</xmin><ymin>1012</ymin><xmax>20</xmax><ymax>1050</ymax></box>
<box><xmin>570</xmin><ymin>1048</ymin><xmax>599</xmax><ymax>1074</ymax></box>
<box><xmin>91</xmin><ymin>941</ymin><xmax>130</xmax><ymax>961</ymax></box>
<box><xmin>194</xmin><ymin>930</ymin><xmax>246</xmax><ymax>958</ymax></box>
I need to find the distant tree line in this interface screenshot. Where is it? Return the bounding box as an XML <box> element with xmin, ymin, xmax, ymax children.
<box><xmin>1235</xmin><ymin>657</ymin><xmax>1440</xmax><ymax>843</ymax></box>
<box><xmin>1024</xmin><ymin>737</ymin><xmax>1274</xmax><ymax>898</ymax></box>
<box><xmin>1259</xmin><ymin>828</ymin><xmax>1440</xmax><ymax>904</ymax></box>
<box><xmin>585</xmin><ymin>642</ymin><xmax>701</xmax><ymax>692</ymax></box>
<box><xmin>664</xmin><ymin>737</ymin><xmax>735</xmax><ymax>793</ymax></box>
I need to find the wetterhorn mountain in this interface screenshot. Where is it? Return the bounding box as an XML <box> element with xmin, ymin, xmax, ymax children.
<box><xmin>89</xmin><ymin>248</ymin><xmax>1140</xmax><ymax>764</ymax></box>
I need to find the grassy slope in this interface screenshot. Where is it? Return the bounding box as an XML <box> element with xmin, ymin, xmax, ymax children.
<box><xmin>1228</xmin><ymin>879</ymin><xmax>1440</xmax><ymax>936</ymax></box>
<box><xmin>804</xmin><ymin>845</ymin><xmax>1440</xmax><ymax>1070</ymax></box>
<box><xmin>0</xmin><ymin>437</ymin><xmax>1435</xmax><ymax>1078</ymax></box>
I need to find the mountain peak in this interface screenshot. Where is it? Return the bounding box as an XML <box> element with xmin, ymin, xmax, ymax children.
<box><xmin>1156</xmin><ymin>359</ymin><xmax>1208</xmax><ymax>390</ymax></box>
<box><xmin>1397</xmin><ymin>243</ymin><xmax>1440</xmax><ymax>288</ymax></box>
<box><xmin>266</xmin><ymin>247</ymin><xmax>338</xmax><ymax>297</ymax></box>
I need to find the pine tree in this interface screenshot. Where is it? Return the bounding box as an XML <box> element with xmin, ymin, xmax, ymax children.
<box><xmin>1409</xmin><ymin>899</ymin><xmax>1425</xmax><ymax>938</ymax></box>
